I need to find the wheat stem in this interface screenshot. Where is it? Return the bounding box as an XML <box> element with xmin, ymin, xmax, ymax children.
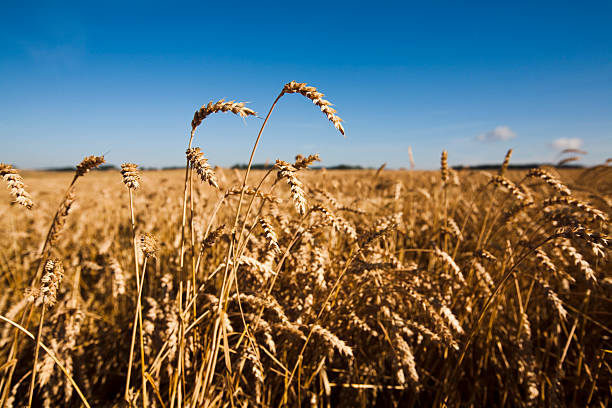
<box><xmin>26</xmin><ymin>305</ymin><xmax>45</xmax><ymax>408</ymax></box>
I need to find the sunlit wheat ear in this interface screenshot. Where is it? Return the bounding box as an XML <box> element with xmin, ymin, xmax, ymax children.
<box><xmin>557</xmin><ymin>156</ymin><xmax>580</xmax><ymax>167</ymax></box>
<box><xmin>434</xmin><ymin>247</ymin><xmax>465</xmax><ymax>284</ymax></box>
<box><xmin>535</xmin><ymin>272</ymin><xmax>567</xmax><ymax>321</ymax></box>
<box><xmin>441</xmin><ymin>216</ymin><xmax>462</xmax><ymax>241</ymax></box>
<box><xmin>312</xmin><ymin>187</ymin><xmax>339</xmax><ymax>208</ymax></box>
<box><xmin>39</xmin><ymin>258</ymin><xmax>64</xmax><ymax>307</ymax></box>
<box><xmin>312</xmin><ymin>324</ymin><xmax>353</xmax><ymax>358</ymax></box>
<box><xmin>373</xmin><ymin>212</ymin><xmax>403</xmax><ymax>232</ymax></box>
<box><xmin>526</xmin><ymin>168</ymin><xmax>571</xmax><ymax>196</ymax></box>
<box><xmin>440</xmin><ymin>150</ymin><xmax>448</xmax><ymax>184</ymax></box>
<box><xmin>543</xmin><ymin>196</ymin><xmax>608</xmax><ymax>223</ymax></box>
<box><xmin>472</xmin><ymin>260</ymin><xmax>494</xmax><ymax>295</ymax></box>
<box><xmin>258</xmin><ymin>218</ymin><xmax>280</xmax><ymax>254</ymax></box>
<box><xmin>474</xmin><ymin>249</ymin><xmax>497</xmax><ymax>262</ymax></box>
<box><xmin>120</xmin><ymin>163</ymin><xmax>142</xmax><ymax>190</ymax></box>
<box><xmin>358</xmin><ymin>218</ymin><xmax>399</xmax><ymax>249</ymax></box>
<box><xmin>517</xmin><ymin>312</ymin><xmax>539</xmax><ymax>404</ymax></box>
<box><xmin>560</xmin><ymin>148</ymin><xmax>587</xmax><ymax>155</ymax></box>
<box><xmin>275</xmin><ymin>160</ymin><xmax>307</xmax><ymax>215</ymax></box>
<box><xmin>311</xmin><ymin>204</ymin><xmax>357</xmax><ymax>240</ymax></box>
<box><xmin>75</xmin><ymin>155</ymin><xmax>105</xmax><ymax>177</ymax></box>
<box><xmin>489</xmin><ymin>175</ymin><xmax>533</xmax><ymax>206</ymax></box>
<box><xmin>392</xmin><ymin>333</ymin><xmax>419</xmax><ymax>386</ymax></box>
<box><xmin>105</xmin><ymin>256</ymin><xmax>126</xmax><ymax>298</ymax></box>
<box><xmin>293</xmin><ymin>153</ymin><xmax>321</xmax><ymax>170</ymax></box>
<box><xmin>201</xmin><ymin>224</ymin><xmax>225</xmax><ymax>253</ymax></box>
<box><xmin>500</xmin><ymin>148</ymin><xmax>513</xmax><ymax>176</ymax></box>
<box><xmin>48</xmin><ymin>187</ymin><xmax>76</xmax><ymax>251</ymax></box>
<box><xmin>191</xmin><ymin>99</ymin><xmax>256</xmax><ymax>131</ymax></box>
<box><xmin>281</xmin><ymin>81</ymin><xmax>345</xmax><ymax>135</ymax></box>
<box><xmin>408</xmin><ymin>146</ymin><xmax>416</xmax><ymax>169</ymax></box>
<box><xmin>557</xmin><ymin>238</ymin><xmax>597</xmax><ymax>283</ymax></box>
<box><xmin>0</xmin><ymin>163</ymin><xmax>34</xmax><ymax>209</ymax></box>
<box><xmin>186</xmin><ymin>147</ymin><xmax>219</xmax><ymax>188</ymax></box>
<box><xmin>558</xmin><ymin>226</ymin><xmax>610</xmax><ymax>248</ymax></box>
<box><xmin>225</xmin><ymin>186</ymin><xmax>281</xmax><ymax>203</ymax></box>
<box><xmin>140</xmin><ymin>233</ymin><xmax>159</xmax><ymax>258</ymax></box>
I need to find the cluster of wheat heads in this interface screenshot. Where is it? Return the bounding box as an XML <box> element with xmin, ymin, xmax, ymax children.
<box><xmin>0</xmin><ymin>82</ymin><xmax>611</xmax><ymax>407</ymax></box>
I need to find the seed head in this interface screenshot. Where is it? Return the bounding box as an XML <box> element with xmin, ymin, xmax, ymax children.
<box><xmin>440</xmin><ymin>151</ymin><xmax>449</xmax><ymax>184</ymax></box>
<box><xmin>282</xmin><ymin>81</ymin><xmax>345</xmax><ymax>136</ymax></box>
<box><xmin>40</xmin><ymin>258</ymin><xmax>64</xmax><ymax>307</ymax></box>
<box><xmin>0</xmin><ymin>163</ymin><xmax>34</xmax><ymax>209</ymax></box>
<box><xmin>191</xmin><ymin>99</ymin><xmax>256</xmax><ymax>131</ymax></box>
<box><xmin>140</xmin><ymin>233</ymin><xmax>159</xmax><ymax>258</ymax></box>
<box><xmin>187</xmin><ymin>147</ymin><xmax>219</xmax><ymax>188</ymax></box>
<box><xmin>76</xmin><ymin>155</ymin><xmax>105</xmax><ymax>177</ymax></box>
<box><xmin>500</xmin><ymin>149</ymin><xmax>513</xmax><ymax>177</ymax></box>
<box><xmin>120</xmin><ymin>163</ymin><xmax>141</xmax><ymax>190</ymax></box>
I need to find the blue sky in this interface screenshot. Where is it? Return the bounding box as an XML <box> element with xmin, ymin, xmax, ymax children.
<box><xmin>1</xmin><ymin>1</ymin><xmax>611</xmax><ymax>169</ymax></box>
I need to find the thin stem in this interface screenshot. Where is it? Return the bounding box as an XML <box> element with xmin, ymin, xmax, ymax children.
<box><xmin>138</xmin><ymin>258</ymin><xmax>149</xmax><ymax>407</ymax></box>
<box><xmin>124</xmin><ymin>188</ymin><xmax>142</xmax><ymax>403</ymax></box>
<box><xmin>201</xmin><ymin>91</ymin><xmax>284</xmax><ymax>401</ymax></box>
<box><xmin>27</xmin><ymin>305</ymin><xmax>45</xmax><ymax>408</ymax></box>
<box><xmin>234</xmin><ymin>93</ymin><xmax>284</xmax><ymax>237</ymax></box>
<box><xmin>189</xmin><ymin>169</ymin><xmax>198</xmax><ymax>321</ymax></box>
<box><xmin>179</xmin><ymin>131</ymin><xmax>196</xmax><ymax>275</ymax></box>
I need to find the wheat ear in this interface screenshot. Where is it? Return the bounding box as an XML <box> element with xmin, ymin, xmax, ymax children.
<box><xmin>500</xmin><ymin>149</ymin><xmax>513</xmax><ymax>176</ymax></box>
<box><xmin>282</xmin><ymin>81</ymin><xmax>345</xmax><ymax>135</ymax></box>
<box><xmin>75</xmin><ymin>155</ymin><xmax>105</xmax><ymax>177</ymax></box>
<box><xmin>121</xmin><ymin>163</ymin><xmax>142</xmax><ymax>190</ymax></box>
<box><xmin>526</xmin><ymin>168</ymin><xmax>571</xmax><ymax>196</ymax></box>
<box><xmin>191</xmin><ymin>99</ymin><xmax>256</xmax><ymax>131</ymax></box>
<box><xmin>186</xmin><ymin>147</ymin><xmax>219</xmax><ymax>188</ymax></box>
<box><xmin>275</xmin><ymin>160</ymin><xmax>307</xmax><ymax>215</ymax></box>
<box><xmin>293</xmin><ymin>153</ymin><xmax>321</xmax><ymax>170</ymax></box>
<box><xmin>0</xmin><ymin>163</ymin><xmax>34</xmax><ymax>209</ymax></box>
<box><xmin>258</xmin><ymin>218</ymin><xmax>280</xmax><ymax>254</ymax></box>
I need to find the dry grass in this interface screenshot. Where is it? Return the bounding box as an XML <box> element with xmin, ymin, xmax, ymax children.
<box><xmin>0</xmin><ymin>83</ymin><xmax>611</xmax><ymax>407</ymax></box>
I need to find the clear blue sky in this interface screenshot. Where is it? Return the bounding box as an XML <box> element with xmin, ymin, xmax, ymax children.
<box><xmin>1</xmin><ymin>1</ymin><xmax>611</xmax><ymax>169</ymax></box>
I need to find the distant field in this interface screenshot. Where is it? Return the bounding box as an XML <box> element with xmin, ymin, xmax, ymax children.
<box><xmin>1</xmin><ymin>162</ymin><xmax>610</xmax><ymax>407</ymax></box>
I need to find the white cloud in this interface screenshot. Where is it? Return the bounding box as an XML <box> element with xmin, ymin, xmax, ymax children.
<box><xmin>476</xmin><ymin>126</ymin><xmax>516</xmax><ymax>142</ymax></box>
<box><xmin>551</xmin><ymin>137</ymin><xmax>583</xmax><ymax>150</ymax></box>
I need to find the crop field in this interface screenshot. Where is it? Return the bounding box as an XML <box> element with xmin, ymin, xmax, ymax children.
<box><xmin>0</xmin><ymin>83</ymin><xmax>611</xmax><ymax>407</ymax></box>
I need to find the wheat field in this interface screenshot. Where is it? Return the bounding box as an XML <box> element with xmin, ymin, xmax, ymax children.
<box><xmin>1</xmin><ymin>82</ymin><xmax>611</xmax><ymax>407</ymax></box>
